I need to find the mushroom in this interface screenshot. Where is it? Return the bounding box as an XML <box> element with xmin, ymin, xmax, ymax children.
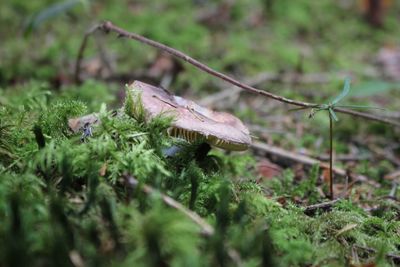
<box><xmin>127</xmin><ymin>81</ymin><xmax>251</xmax><ymax>151</ymax></box>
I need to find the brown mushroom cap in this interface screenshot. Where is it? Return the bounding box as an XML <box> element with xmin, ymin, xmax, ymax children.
<box><xmin>128</xmin><ymin>81</ymin><xmax>251</xmax><ymax>151</ymax></box>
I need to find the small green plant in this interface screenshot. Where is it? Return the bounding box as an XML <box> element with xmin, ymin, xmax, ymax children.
<box><xmin>124</xmin><ymin>87</ymin><xmax>145</xmax><ymax>124</ymax></box>
<box><xmin>297</xmin><ymin>78</ymin><xmax>385</xmax><ymax>199</ymax></box>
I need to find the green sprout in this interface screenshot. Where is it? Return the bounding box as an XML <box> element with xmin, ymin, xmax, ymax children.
<box><xmin>308</xmin><ymin>78</ymin><xmax>384</xmax><ymax>121</ymax></box>
<box><xmin>297</xmin><ymin>78</ymin><xmax>384</xmax><ymax>199</ymax></box>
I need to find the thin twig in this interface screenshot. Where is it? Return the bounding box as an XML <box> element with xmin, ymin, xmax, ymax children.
<box><xmin>124</xmin><ymin>175</ymin><xmax>243</xmax><ymax>266</ymax></box>
<box><xmin>312</xmin><ymin>154</ymin><xmax>370</xmax><ymax>162</ymax></box>
<box><xmin>124</xmin><ymin>175</ymin><xmax>214</xmax><ymax>236</ymax></box>
<box><xmin>74</xmin><ymin>21</ymin><xmax>400</xmax><ymax>128</ymax></box>
<box><xmin>354</xmin><ymin>245</ymin><xmax>400</xmax><ymax>263</ymax></box>
<box><xmin>74</xmin><ymin>24</ymin><xmax>100</xmax><ymax>84</ymax></box>
<box><xmin>368</xmin><ymin>144</ymin><xmax>400</xmax><ymax>167</ymax></box>
<box><xmin>304</xmin><ymin>199</ymin><xmax>341</xmax><ymax>215</ymax></box>
<box><xmin>329</xmin><ymin>113</ymin><xmax>334</xmax><ymax>200</ymax></box>
<box><xmin>251</xmin><ymin>141</ymin><xmax>380</xmax><ymax>188</ymax></box>
<box><xmin>334</xmin><ymin>106</ymin><xmax>399</xmax><ymax>127</ymax></box>
<box><xmin>351</xmin><ymin>245</ymin><xmax>360</xmax><ymax>265</ymax></box>
<box><xmin>200</xmin><ymin>71</ymin><xmax>352</xmax><ymax>106</ymax></box>
<box><xmin>94</xmin><ymin>33</ymin><xmax>116</xmax><ymax>76</ymax></box>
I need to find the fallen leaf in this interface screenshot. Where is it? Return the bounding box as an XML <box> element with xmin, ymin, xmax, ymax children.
<box><xmin>256</xmin><ymin>159</ymin><xmax>282</xmax><ymax>180</ymax></box>
<box><xmin>322</xmin><ymin>168</ymin><xmax>330</xmax><ymax>184</ymax></box>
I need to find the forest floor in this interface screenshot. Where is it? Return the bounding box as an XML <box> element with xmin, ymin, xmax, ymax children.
<box><xmin>1</xmin><ymin>1</ymin><xmax>400</xmax><ymax>266</ymax></box>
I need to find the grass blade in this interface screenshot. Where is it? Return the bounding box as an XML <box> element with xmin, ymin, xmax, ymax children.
<box><xmin>329</xmin><ymin>108</ymin><xmax>339</xmax><ymax>121</ymax></box>
<box><xmin>332</xmin><ymin>78</ymin><xmax>351</xmax><ymax>105</ymax></box>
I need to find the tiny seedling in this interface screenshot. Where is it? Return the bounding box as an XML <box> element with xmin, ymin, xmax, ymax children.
<box><xmin>296</xmin><ymin>78</ymin><xmax>384</xmax><ymax>199</ymax></box>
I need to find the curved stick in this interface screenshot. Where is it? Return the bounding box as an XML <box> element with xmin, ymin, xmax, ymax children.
<box><xmin>75</xmin><ymin>21</ymin><xmax>400</xmax><ymax>127</ymax></box>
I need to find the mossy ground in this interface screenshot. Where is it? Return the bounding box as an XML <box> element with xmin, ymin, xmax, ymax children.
<box><xmin>1</xmin><ymin>1</ymin><xmax>400</xmax><ymax>266</ymax></box>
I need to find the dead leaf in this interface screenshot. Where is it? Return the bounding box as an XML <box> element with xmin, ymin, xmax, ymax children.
<box><xmin>322</xmin><ymin>168</ymin><xmax>330</xmax><ymax>184</ymax></box>
<box><xmin>256</xmin><ymin>159</ymin><xmax>282</xmax><ymax>180</ymax></box>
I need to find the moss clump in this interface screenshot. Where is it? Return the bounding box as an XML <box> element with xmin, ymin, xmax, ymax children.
<box><xmin>0</xmin><ymin>83</ymin><xmax>398</xmax><ymax>267</ymax></box>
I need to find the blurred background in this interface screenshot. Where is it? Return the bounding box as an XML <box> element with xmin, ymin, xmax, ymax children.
<box><xmin>1</xmin><ymin>0</ymin><xmax>400</xmax><ymax>154</ymax></box>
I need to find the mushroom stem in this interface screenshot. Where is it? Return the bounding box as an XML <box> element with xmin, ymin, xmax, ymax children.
<box><xmin>162</xmin><ymin>143</ymin><xmax>211</xmax><ymax>162</ymax></box>
<box><xmin>194</xmin><ymin>143</ymin><xmax>212</xmax><ymax>162</ymax></box>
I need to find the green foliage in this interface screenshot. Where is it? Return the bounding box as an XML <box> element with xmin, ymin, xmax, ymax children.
<box><xmin>266</xmin><ymin>165</ymin><xmax>320</xmax><ymax>204</ymax></box>
<box><xmin>60</xmin><ymin>80</ymin><xmax>117</xmax><ymax>112</ymax></box>
<box><xmin>39</xmin><ymin>100</ymin><xmax>87</xmax><ymax>139</ymax></box>
<box><xmin>1</xmin><ymin>1</ymin><xmax>400</xmax><ymax>266</ymax></box>
<box><xmin>24</xmin><ymin>0</ymin><xmax>89</xmax><ymax>36</ymax></box>
<box><xmin>124</xmin><ymin>87</ymin><xmax>145</xmax><ymax>123</ymax></box>
<box><xmin>121</xmin><ymin>201</ymin><xmax>202</xmax><ymax>267</ymax></box>
<box><xmin>0</xmin><ymin>81</ymin><xmax>399</xmax><ymax>267</ymax></box>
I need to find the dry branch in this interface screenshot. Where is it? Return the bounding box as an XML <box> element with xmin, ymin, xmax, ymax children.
<box><xmin>304</xmin><ymin>199</ymin><xmax>341</xmax><ymax>215</ymax></box>
<box><xmin>354</xmin><ymin>245</ymin><xmax>400</xmax><ymax>263</ymax></box>
<box><xmin>75</xmin><ymin>21</ymin><xmax>400</xmax><ymax>128</ymax></box>
<box><xmin>251</xmin><ymin>141</ymin><xmax>380</xmax><ymax>188</ymax></box>
<box><xmin>124</xmin><ymin>175</ymin><xmax>214</xmax><ymax>236</ymax></box>
<box><xmin>124</xmin><ymin>175</ymin><xmax>243</xmax><ymax>266</ymax></box>
<box><xmin>199</xmin><ymin>71</ymin><xmax>352</xmax><ymax>107</ymax></box>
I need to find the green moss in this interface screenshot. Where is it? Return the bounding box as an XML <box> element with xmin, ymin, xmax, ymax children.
<box><xmin>1</xmin><ymin>0</ymin><xmax>400</xmax><ymax>266</ymax></box>
<box><xmin>0</xmin><ymin>77</ymin><xmax>399</xmax><ymax>267</ymax></box>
